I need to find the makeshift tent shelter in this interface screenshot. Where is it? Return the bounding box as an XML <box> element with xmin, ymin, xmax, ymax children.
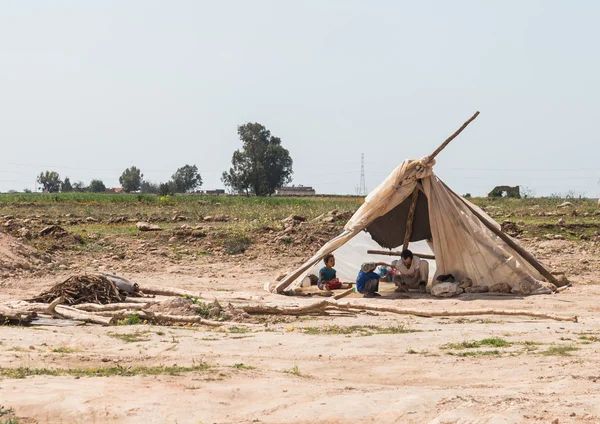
<box><xmin>271</xmin><ymin>112</ymin><xmax>559</xmax><ymax>294</ymax></box>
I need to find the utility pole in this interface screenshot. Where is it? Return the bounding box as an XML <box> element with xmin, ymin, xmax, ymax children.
<box><xmin>358</xmin><ymin>153</ymin><xmax>367</xmax><ymax>196</ymax></box>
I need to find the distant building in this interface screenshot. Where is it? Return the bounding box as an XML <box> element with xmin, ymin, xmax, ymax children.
<box><xmin>275</xmin><ymin>186</ymin><xmax>316</xmax><ymax>196</ymax></box>
<box><xmin>105</xmin><ymin>188</ymin><xmax>124</xmax><ymax>194</ymax></box>
<box><xmin>203</xmin><ymin>189</ymin><xmax>225</xmax><ymax>195</ymax></box>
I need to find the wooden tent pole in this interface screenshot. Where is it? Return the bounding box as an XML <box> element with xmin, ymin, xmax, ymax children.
<box><xmin>442</xmin><ymin>182</ymin><xmax>560</xmax><ymax>285</ymax></box>
<box><xmin>403</xmin><ymin>189</ymin><xmax>420</xmax><ymax>251</ymax></box>
<box><xmin>367</xmin><ymin>250</ymin><xmax>435</xmax><ymax>260</ymax></box>
<box><xmin>428</xmin><ymin>111</ymin><xmax>480</xmax><ymax>161</ymax></box>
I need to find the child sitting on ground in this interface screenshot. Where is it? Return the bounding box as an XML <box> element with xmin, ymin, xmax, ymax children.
<box><xmin>356</xmin><ymin>261</ymin><xmax>395</xmax><ymax>298</ymax></box>
<box><xmin>318</xmin><ymin>253</ymin><xmax>342</xmax><ymax>290</ymax></box>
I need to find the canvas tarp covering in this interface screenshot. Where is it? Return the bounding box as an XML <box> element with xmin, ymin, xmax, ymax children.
<box><xmin>273</xmin><ymin>156</ymin><xmax>547</xmax><ymax>293</ymax></box>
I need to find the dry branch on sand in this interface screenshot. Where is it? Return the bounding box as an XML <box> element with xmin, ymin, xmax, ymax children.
<box><xmin>239</xmin><ymin>300</ymin><xmax>578</xmax><ymax>322</ymax></box>
<box><xmin>3</xmin><ymin>277</ymin><xmax>578</xmax><ymax>327</ymax></box>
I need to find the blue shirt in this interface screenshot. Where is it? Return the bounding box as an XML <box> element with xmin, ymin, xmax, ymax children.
<box><xmin>318</xmin><ymin>267</ymin><xmax>337</xmax><ymax>289</ymax></box>
<box><xmin>356</xmin><ymin>270</ymin><xmax>380</xmax><ymax>293</ymax></box>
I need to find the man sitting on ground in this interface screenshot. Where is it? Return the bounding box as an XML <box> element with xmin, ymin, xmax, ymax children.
<box><xmin>392</xmin><ymin>249</ymin><xmax>429</xmax><ymax>293</ymax></box>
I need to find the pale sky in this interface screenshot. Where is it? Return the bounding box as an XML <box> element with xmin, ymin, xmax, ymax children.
<box><xmin>1</xmin><ymin>1</ymin><xmax>599</xmax><ymax>197</ymax></box>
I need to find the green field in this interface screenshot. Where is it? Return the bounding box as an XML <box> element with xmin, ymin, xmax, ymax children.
<box><xmin>0</xmin><ymin>193</ymin><xmax>598</xmax><ymax>244</ymax></box>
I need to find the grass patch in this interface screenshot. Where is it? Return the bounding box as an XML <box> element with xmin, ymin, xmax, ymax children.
<box><xmin>52</xmin><ymin>347</ymin><xmax>78</xmax><ymax>354</ymax></box>
<box><xmin>222</xmin><ymin>235</ymin><xmax>253</xmax><ymax>255</ymax></box>
<box><xmin>521</xmin><ymin>341</ymin><xmax>543</xmax><ymax>351</ymax></box>
<box><xmin>293</xmin><ymin>324</ymin><xmax>420</xmax><ymax>336</ymax></box>
<box><xmin>441</xmin><ymin>338</ymin><xmax>512</xmax><ymax>350</ymax></box>
<box><xmin>284</xmin><ymin>365</ymin><xmax>303</xmax><ymax>377</ymax></box>
<box><xmin>0</xmin><ymin>406</ymin><xmax>14</xmax><ymax>417</ymax></box>
<box><xmin>232</xmin><ymin>363</ymin><xmax>256</xmax><ymax>370</ymax></box>
<box><xmin>0</xmin><ymin>363</ymin><xmax>212</xmax><ymax>379</ymax></box>
<box><xmin>228</xmin><ymin>326</ymin><xmax>250</xmax><ymax>334</ymax></box>
<box><xmin>184</xmin><ymin>296</ymin><xmax>228</xmax><ymax>321</ymax></box>
<box><xmin>447</xmin><ymin>350</ymin><xmax>502</xmax><ymax>357</ymax></box>
<box><xmin>450</xmin><ymin>318</ymin><xmax>503</xmax><ymax>324</ymax></box>
<box><xmin>107</xmin><ymin>330</ymin><xmax>151</xmax><ymax>343</ymax></box>
<box><xmin>539</xmin><ymin>345</ymin><xmax>579</xmax><ymax>356</ymax></box>
<box><xmin>579</xmin><ymin>335</ymin><xmax>600</xmax><ymax>342</ymax></box>
<box><xmin>117</xmin><ymin>313</ymin><xmax>143</xmax><ymax>326</ymax></box>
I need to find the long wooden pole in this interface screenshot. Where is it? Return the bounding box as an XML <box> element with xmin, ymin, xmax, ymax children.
<box><xmin>403</xmin><ymin>189</ymin><xmax>420</xmax><ymax>250</ymax></box>
<box><xmin>367</xmin><ymin>250</ymin><xmax>435</xmax><ymax>260</ymax></box>
<box><xmin>441</xmin><ymin>181</ymin><xmax>559</xmax><ymax>285</ymax></box>
<box><xmin>428</xmin><ymin>111</ymin><xmax>480</xmax><ymax>161</ymax></box>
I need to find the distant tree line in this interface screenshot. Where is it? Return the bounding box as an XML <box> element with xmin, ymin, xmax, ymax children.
<box><xmin>35</xmin><ymin>165</ymin><xmax>203</xmax><ymax>195</ymax></box>
<box><xmin>33</xmin><ymin>122</ymin><xmax>294</xmax><ymax>197</ymax></box>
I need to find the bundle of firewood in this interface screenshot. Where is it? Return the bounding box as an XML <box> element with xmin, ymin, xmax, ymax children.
<box><xmin>29</xmin><ymin>274</ymin><xmax>125</xmax><ymax>305</ymax></box>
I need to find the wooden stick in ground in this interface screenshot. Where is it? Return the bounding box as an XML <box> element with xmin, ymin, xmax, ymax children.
<box><xmin>54</xmin><ymin>305</ymin><xmax>115</xmax><ymax>325</ymax></box>
<box><xmin>440</xmin><ymin>181</ymin><xmax>560</xmax><ymax>286</ymax></box>
<box><xmin>403</xmin><ymin>188</ymin><xmax>420</xmax><ymax>251</ymax></box>
<box><xmin>367</xmin><ymin>250</ymin><xmax>435</xmax><ymax>260</ymax></box>
<box><xmin>428</xmin><ymin>111</ymin><xmax>480</xmax><ymax>161</ymax></box>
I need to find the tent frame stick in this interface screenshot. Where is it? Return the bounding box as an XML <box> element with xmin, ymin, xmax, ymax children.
<box><xmin>367</xmin><ymin>250</ymin><xmax>435</xmax><ymax>260</ymax></box>
<box><xmin>402</xmin><ymin>188</ymin><xmax>420</xmax><ymax>251</ymax></box>
<box><xmin>429</xmin><ymin>111</ymin><xmax>480</xmax><ymax>161</ymax></box>
<box><xmin>442</xmin><ymin>182</ymin><xmax>559</xmax><ymax>285</ymax></box>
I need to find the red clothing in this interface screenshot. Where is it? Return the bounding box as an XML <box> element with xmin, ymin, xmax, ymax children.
<box><xmin>325</xmin><ymin>279</ymin><xmax>342</xmax><ymax>290</ymax></box>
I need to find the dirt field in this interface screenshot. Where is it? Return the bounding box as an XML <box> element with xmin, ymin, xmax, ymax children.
<box><xmin>1</xmin><ymin>195</ymin><xmax>600</xmax><ymax>423</ymax></box>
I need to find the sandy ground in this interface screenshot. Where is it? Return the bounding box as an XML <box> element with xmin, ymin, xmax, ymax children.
<box><xmin>2</xmin><ymin>256</ymin><xmax>600</xmax><ymax>424</ymax></box>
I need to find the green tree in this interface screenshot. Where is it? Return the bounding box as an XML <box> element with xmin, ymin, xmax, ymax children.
<box><xmin>37</xmin><ymin>171</ymin><xmax>61</xmax><ymax>193</ymax></box>
<box><xmin>72</xmin><ymin>181</ymin><xmax>86</xmax><ymax>192</ymax></box>
<box><xmin>172</xmin><ymin>165</ymin><xmax>202</xmax><ymax>193</ymax></box>
<box><xmin>119</xmin><ymin>166</ymin><xmax>143</xmax><ymax>193</ymax></box>
<box><xmin>140</xmin><ymin>181</ymin><xmax>159</xmax><ymax>194</ymax></box>
<box><xmin>61</xmin><ymin>177</ymin><xmax>73</xmax><ymax>193</ymax></box>
<box><xmin>158</xmin><ymin>181</ymin><xmax>176</xmax><ymax>196</ymax></box>
<box><xmin>221</xmin><ymin>123</ymin><xmax>293</xmax><ymax>196</ymax></box>
<box><xmin>89</xmin><ymin>179</ymin><xmax>106</xmax><ymax>193</ymax></box>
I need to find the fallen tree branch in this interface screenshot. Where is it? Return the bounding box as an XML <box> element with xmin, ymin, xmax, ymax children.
<box><xmin>122</xmin><ymin>297</ymin><xmax>161</xmax><ymax>304</ymax></box>
<box><xmin>72</xmin><ymin>302</ymin><xmax>149</xmax><ymax>312</ymax></box>
<box><xmin>239</xmin><ymin>300</ymin><xmax>577</xmax><ymax>322</ymax></box>
<box><xmin>3</xmin><ymin>296</ymin><xmax>64</xmax><ymax>315</ymax></box>
<box><xmin>333</xmin><ymin>288</ymin><xmax>355</xmax><ymax>300</ymax></box>
<box><xmin>54</xmin><ymin>305</ymin><xmax>115</xmax><ymax>325</ymax></box>
<box><xmin>140</xmin><ymin>285</ymin><xmax>199</xmax><ymax>297</ymax></box>
<box><xmin>93</xmin><ymin>310</ymin><xmax>225</xmax><ymax>327</ymax></box>
<box><xmin>146</xmin><ymin>312</ymin><xmax>224</xmax><ymax>327</ymax></box>
<box><xmin>0</xmin><ymin>307</ymin><xmax>34</xmax><ymax>324</ymax></box>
